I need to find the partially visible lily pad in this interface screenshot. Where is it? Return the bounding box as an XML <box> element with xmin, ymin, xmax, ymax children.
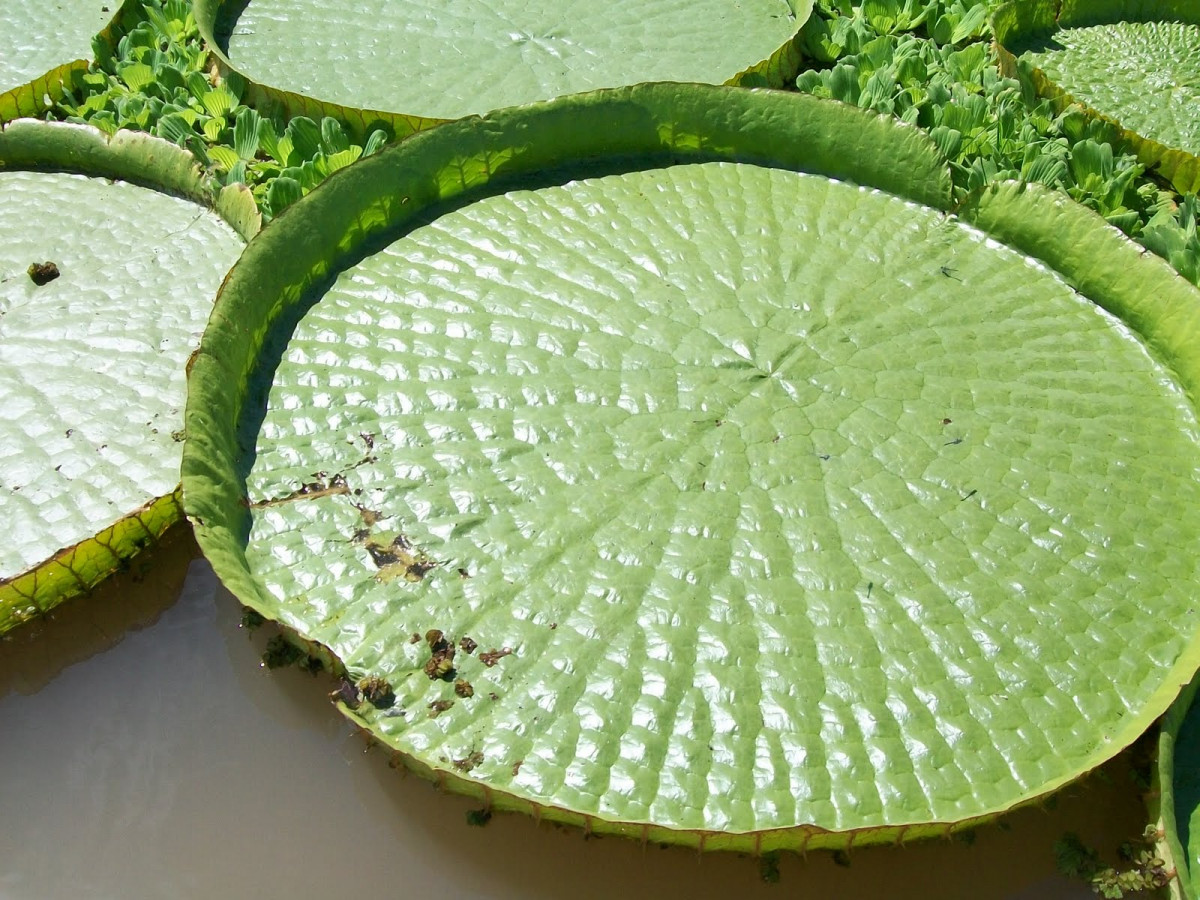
<box><xmin>0</xmin><ymin>120</ymin><xmax>255</xmax><ymax>634</ymax></box>
<box><xmin>993</xmin><ymin>0</ymin><xmax>1200</xmax><ymax>194</ymax></box>
<box><xmin>1156</xmin><ymin>674</ymin><xmax>1200</xmax><ymax>900</ymax></box>
<box><xmin>0</xmin><ymin>0</ymin><xmax>125</xmax><ymax>121</ymax></box>
<box><xmin>195</xmin><ymin>0</ymin><xmax>811</xmax><ymax>132</ymax></box>
<box><xmin>185</xmin><ymin>84</ymin><xmax>1200</xmax><ymax>850</ymax></box>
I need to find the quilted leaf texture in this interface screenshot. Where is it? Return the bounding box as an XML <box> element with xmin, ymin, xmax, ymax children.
<box><xmin>183</xmin><ymin>85</ymin><xmax>1200</xmax><ymax>850</ymax></box>
<box><xmin>195</xmin><ymin>0</ymin><xmax>811</xmax><ymax>125</ymax></box>
<box><xmin>0</xmin><ymin>121</ymin><xmax>251</xmax><ymax>633</ymax></box>
<box><xmin>994</xmin><ymin>0</ymin><xmax>1200</xmax><ymax>194</ymax></box>
<box><xmin>0</xmin><ymin>0</ymin><xmax>114</xmax><ymax>94</ymax></box>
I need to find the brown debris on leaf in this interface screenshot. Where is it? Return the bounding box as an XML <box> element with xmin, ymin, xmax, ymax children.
<box><xmin>478</xmin><ymin>647</ymin><xmax>513</xmax><ymax>667</ymax></box>
<box><xmin>459</xmin><ymin>636</ymin><xmax>478</xmax><ymax>654</ymax></box>
<box><xmin>366</xmin><ymin>533</ymin><xmax>439</xmax><ymax>583</ymax></box>
<box><xmin>453</xmin><ymin>750</ymin><xmax>485</xmax><ymax>773</ymax></box>
<box><xmin>423</xmin><ymin>629</ymin><xmax>456</xmax><ymax>680</ymax></box>
<box><xmin>454</xmin><ymin>679</ymin><xmax>474</xmax><ymax>698</ymax></box>
<box><xmin>330</xmin><ymin>679</ymin><xmax>362</xmax><ymax>709</ymax></box>
<box><xmin>428</xmin><ymin>699</ymin><xmax>454</xmax><ymax>717</ymax></box>
<box><xmin>27</xmin><ymin>261</ymin><xmax>59</xmax><ymax>285</ymax></box>
<box><xmin>354</xmin><ymin>502</ymin><xmax>382</xmax><ymax>527</ymax></box>
<box><xmin>357</xmin><ymin>675</ymin><xmax>396</xmax><ymax>709</ymax></box>
<box><xmin>251</xmin><ymin>471</ymin><xmax>350</xmax><ymax>508</ymax></box>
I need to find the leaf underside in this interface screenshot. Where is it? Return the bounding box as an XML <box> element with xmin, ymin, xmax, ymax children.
<box><xmin>183</xmin><ymin>85</ymin><xmax>1200</xmax><ymax>850</ymax></box>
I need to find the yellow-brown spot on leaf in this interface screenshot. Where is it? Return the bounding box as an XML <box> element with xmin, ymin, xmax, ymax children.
<box><xmin>365</xmin><ymin>533</ymin><xmax>438</xmax><ymax>583</ymax></box>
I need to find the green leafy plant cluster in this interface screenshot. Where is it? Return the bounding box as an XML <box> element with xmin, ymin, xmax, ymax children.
<box><xmin>795</xmin><ymin>0</ymin><xmax>1200</xmax><ymax>285</ymax></box>
<box><xmin>52</xmin><ymin>0</ymin><xmax>387</xmax><ymax>219</ymax></box>
<box><xmin>1054</xmin><ymin>827</ymin><xmax>1173</xmax><ymax>898</ymax></box>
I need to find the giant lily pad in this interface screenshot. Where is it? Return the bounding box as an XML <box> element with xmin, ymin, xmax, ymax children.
<box><xmin>993</xmin><ymin>0</ymin><xmax>1200</xmax><ymax>194</ymax></box>
<box><xmin>0</xmin><ymin>120</ymin><xmax>255</xmax><ymax>634</ymax></box>
<box><xmin>183</xmin><ymin>84</ymin><xmax>1200</xmax><ymax>850</ymax></box>
<box><xmin>194</xmin><ymin>0</ymin><xmax>811</xmax><ymax>136</ymax></box>
<box><xmin>0</xmin><ymin>0</ymin><xmax>125</xmax><ymax>121</ymax></box>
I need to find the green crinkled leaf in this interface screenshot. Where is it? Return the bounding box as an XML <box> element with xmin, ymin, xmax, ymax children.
<box><xmin>994</xmin><ymin>0</ymin><xmax>1200</xmax><ymax>194</ymax></box>
<box><xmin>183</xmin><ymin>84</ymin><xmax>1200</xmax><ymax>850</ymax></box>
<box><xmin>1016</xmin><ymin>20</ymin><xmax>1200</xmax><ymax>156</ymax></box>
<box><xmin>195</xmin><ymin>0</ymin><xmax>812</xmax><ymax>123</ymax></box>
<box><xmin>0</xmin><ymin>120</ymin><xmax>254</xmax><ymax>634</ymax></box>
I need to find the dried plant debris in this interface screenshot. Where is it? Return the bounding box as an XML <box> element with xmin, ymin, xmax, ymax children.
<box><xmin>478</xmin><ymin>647</ymin><xmax>512</xmax><ymax>667</ymax></box>
<box><xmin>252</xmin><ymin>471</ymin><xmax>351</xmax><ymax>507</ymax></box>
<box><xmin>454</xmin><ymin>679</ymin><xmax>474</xmax><ymax>698</ymax></box>
<box><xmin>428</xmin><ymin>699</ymin><xmax>454</xmax><ymax>717</ymax></box>
<box><xmin>452</xmin><ymin>750</ymin><xmax>484</xmax><ymax>773</ymax></box>
<box><xmin>364</xmin><ymin>533</ymin><xmax>438</xmax><ymax>583</ymax></box>
<box><xmin>330</xmin><ymin>678</ymin><xmax>362</xmax><ymax>709</ymax></box>
<box><xmin>423</xmin><ymin>629</ymin><xmax>456</xmax><ymax>680</ymax></box>
<box><xmin>459</xmin><ymin>636</ymin><xmax>478</xmax><ymax>654</ymax></box>
<box><xmin>357</xmin><ymin>675</ymin><xmax>396</xmax><ymax>709</ymax></box>
<box><xmin>26</xmin><ymin>261</ymin><xmax>59</xmax><ymax>285</ymax></box>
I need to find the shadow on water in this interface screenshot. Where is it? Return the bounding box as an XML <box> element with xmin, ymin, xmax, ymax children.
<box><xmin>0</xmin><ymin>523</ymin><xmax>197</xmax><ymax>697</ymax></box>
<box><xmin>0</xmin><ymin>545</ymin><xmax>1156</xmax><ymax>899</ymax></box>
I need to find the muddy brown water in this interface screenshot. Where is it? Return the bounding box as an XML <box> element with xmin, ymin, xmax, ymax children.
<box><xmin>0</xmin><ymin>528</ymin><xmax>1151</xmax><ymax>899</ymax></box>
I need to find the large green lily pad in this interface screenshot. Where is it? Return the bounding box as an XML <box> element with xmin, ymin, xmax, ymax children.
<box><xmin>993</xmin><ymin>0</ymin><xmax>1200</xmax><ymax>194</ymax></box>
<box><xmin>0</xmin><ymin>120</ymin><xmax>253</xmax><ymax>634</ymax></box>
<box><xmin>195</xmin><ymin>0</ymin><xmax>810</xmax><ymax>132</ymax></box>
<box><xmin>183</xmin><ymin>85</ymin><xmax>1200</xmax><ymax>850</ymax></box>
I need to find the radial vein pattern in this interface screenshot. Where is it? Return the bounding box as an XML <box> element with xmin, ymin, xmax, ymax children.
<box><xmin>242</xmin><ymin>162</ymin><xmax>1200</xmax><ymax>834</ymax></box>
